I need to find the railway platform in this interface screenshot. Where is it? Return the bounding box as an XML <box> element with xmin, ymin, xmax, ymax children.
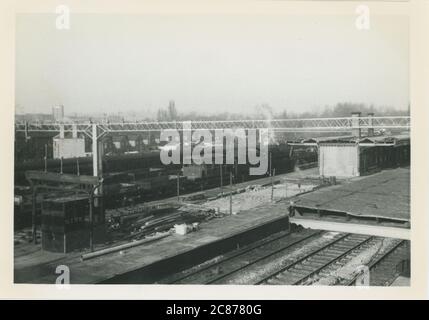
<box><xmin>15</xmin><ymin>201</ymin><xmax>291</xmax><ymax>283</ymax></box>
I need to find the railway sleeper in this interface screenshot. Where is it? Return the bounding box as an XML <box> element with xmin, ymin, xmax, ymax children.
<box><xmin>287</xmin><ymin>269</ymin><xmax>312</xmax><ymax>277</ymax></box>
<box><xmin>301</xmin><ymin>259</ymin><xmax>330</xmax><ymax>266</ymax></box>
<box><xmin>293</xmin><ymin>264</ymin><xmax>321</xmax><ymax>272</ymax></box>
<box><xmin>330</xmin><ymin>243</ymin><xmax>358</xmax><ymax>249</ymax></box>
<box><xmin>317</xmin><ymin>252</ymin><xmax>343</xmax><ymax>259</ymax></box>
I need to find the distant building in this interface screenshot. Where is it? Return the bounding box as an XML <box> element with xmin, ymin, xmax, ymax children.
<box><xmin>106</xmin><ymin>114</ymin><xmax>123</xmax><ymax>123</ymax></box>
<box><xmin>15</xmin><ymin>113</ymin><xmax>54</xmax><ymax>122</ymax></box>
<box><xmin>317</xmin><ymin>135</ymin><xmax>410</xmax><ymax>177</ymax></box>
<box><xmin>52</xmin><ymin>105</ymin><xmax>64</xmax><ymax>121</ymax></box>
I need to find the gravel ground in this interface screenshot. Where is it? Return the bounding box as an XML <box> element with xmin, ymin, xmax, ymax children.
<box><xmin>203</xmin><ymin>183</ymin><xmax>315</xmax><ymax>214</ymax></box>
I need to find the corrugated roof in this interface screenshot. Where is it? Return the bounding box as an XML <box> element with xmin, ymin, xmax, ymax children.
<box><xmin>296</xmin><ymin>134</ymin><xmax>410</xmax><ymax>146</ymax></box>
<box><xmin>301</xmin><ymin>135</ymin><xmax>355</xmax><ymax>143</ymax></box>
<box><xmin>358</xmin><ymin>134</ymin><xmax>410</xmax><ymax>145</ymax></box>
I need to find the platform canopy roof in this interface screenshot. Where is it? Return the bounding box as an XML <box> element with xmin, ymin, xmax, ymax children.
<box><xmin>292</xmin><ymin>167</ymin><xmax>410</xmax><ymax>222</ymax></box>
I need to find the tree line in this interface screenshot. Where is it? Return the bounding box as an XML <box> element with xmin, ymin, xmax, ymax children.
<box><xmin>155</xmin><ymin>102</ymin><xmax>409</xmax><ymax>122</ymax></box>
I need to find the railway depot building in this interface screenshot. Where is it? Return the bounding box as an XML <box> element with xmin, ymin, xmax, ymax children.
<box><xmin>315</xmin><ymin>134</ymin><xmax>410</xmax><ymax>177</ymax></box>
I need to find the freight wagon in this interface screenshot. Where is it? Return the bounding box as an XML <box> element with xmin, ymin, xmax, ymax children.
<box><xmin>14</xmin><ymin>143</ymin><xmax>317</xmax><ymax>229</ymax></box>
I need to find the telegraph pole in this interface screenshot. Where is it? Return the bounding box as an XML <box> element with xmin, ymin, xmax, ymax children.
<box><xmin>220</xmin><ymin>164</ymin><xmax>223</xmax><ymax>195</ymax></box>
<box><xmin>92</xmin><ymin>123</ymin><xmax>103</xmax><ymax>207</ymax></box>
<box><xmin>44</xmin><ymin>144</ymin><xmax>47</xmax><ymax>172</ymax></box>
<box><xmin>31</xmin><ymin>185</ymin><xmax>37</xmax><ymax>244</ymax></box>
<box><xmin>229</xmin><ymin>172</ymin><xmax>233</xmax><ymax>215</ymax></box>
<box><xmin>284</xmin><ymin>178</ymin><xmax>288</xmax><ymax>199</ymax></box>
<box><xmin>89</xmin><ymin>193</ymin><xmax>94</xmax><ymax>252</ymax></box>
<box><xmin>177</xmin><ymin>173</ymin><xmax>180</xmax><ymax>202</ymax></box>
<box><xmin>271</xmin><ymin>168</ymin><xmax>275</xmax><ymax>201</ymax></box>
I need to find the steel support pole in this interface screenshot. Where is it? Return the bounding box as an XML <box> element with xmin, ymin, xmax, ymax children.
<box><xmin>59</xmin><ymin>124</ymin><xmax>65</xmax><ymax>139</ymax></box>
<box><xmin>44</xmin><ymin>144</ymin><xmax>47</xmax><ymax>172</ymax></box>
<box><xmin>92</xmin><ymin>124</ymin><xmax>98</xmax><ymax>178</ymax></box>
<box><xmin>31</xmin><ymin>186</ymin><xmax>37</xmax><ymax>244</ymax></box>
<box><xmin>285</xmin><ymin>179</ymin><xmax>288</xmax><ymax>199</ymax></box>
<box><xmin>229</xmin><ymin>172</ymin><xmax>233</xmax><ymax>215</ymax></box>
<box><xmin>220</xmin><ymin>164</ymin><xmax>223</xmax><ymax>195</ymax></box>
<box><xmin>92</xmin><ymin>124</ymin><xmax>103</xmax><ymax>207</ymax></box>
<box><xmin>89</xmin><ymin>192</ymin><xmax>94</xmax><ymax>252</ymax></box>
<box><xmin>177</xmin><ymin>174</ymin><xmax>180</xmax><ymax>201</ymax></box>
<box><xmin>271</xmin><ymin>168</ymin><xmax>275</xmax><ymax>201</ymax></box>
<box><xmin>351</xmin><ymin>112</ymin><xmax>361</xmax><ymax>138</ymax></box>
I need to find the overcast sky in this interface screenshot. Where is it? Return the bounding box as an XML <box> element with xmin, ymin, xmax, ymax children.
<box><xmin>15</xmin><ymin>13</ymin><xmax>409</xmax><ymax>116</ymax></box>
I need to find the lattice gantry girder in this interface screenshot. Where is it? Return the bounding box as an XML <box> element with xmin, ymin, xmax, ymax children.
<box><xmin>15</xmin><ymin>116</ymin><xmax>410</xmax><ymax>133</ymax></box>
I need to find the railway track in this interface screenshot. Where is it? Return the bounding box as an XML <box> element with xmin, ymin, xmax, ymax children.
<box><xmin>159</xmin><ymin>229</ymin><xmax>409</xmax><ymax>286</ymax></box>
<box><xmin>159</xmin><ymin>230</ymin><xmax>370</xmax><ymax>285</ymax></box>
<box><xmin>257</xmin><ymin>233</ymin><xmax>374</xmax><ymax>285</ymax></box>
<box><xmin>158</xmin><ymin>228</ymin><xmax>323</xmax><ymax>284</ymax></box>
<box><xmin>340</xmin><ymin>239</ymin><xmax>409</xmax><ymax>286</ymax></box>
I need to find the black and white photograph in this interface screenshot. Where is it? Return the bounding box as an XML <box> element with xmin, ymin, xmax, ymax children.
<box><xmin>7</xmin><ymin>0</ymin><xmax>424</xmax><ymax>292</ymax></box>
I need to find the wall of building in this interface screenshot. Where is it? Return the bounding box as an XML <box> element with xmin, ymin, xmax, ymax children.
<box><xmin>359</xmin><ymin>145</ymin><xmax>410</xmax><ymax>175</ymax></box>
<box><xmin>319</xmin><ymin>143</ymin><xmax>410</xmax><ymax>178</ymax></box>
<box><xmin>41</xmin><ymin>195</ymin><xmax>105</xmax><ymax>253</ymax></box>
<box><xmin>52</xmin><ymin>105</ymin><xmax>64</xmax><ymax>121</ymax></box>
<box><xmin>319</xmin><ymin>143</ymin><xmax>359</xmax><ymax>177</ymax></box>
<box><xmin>359</xmin><ymin>146</ymin><xmax>383</xmax><ymax>175</ymax></box>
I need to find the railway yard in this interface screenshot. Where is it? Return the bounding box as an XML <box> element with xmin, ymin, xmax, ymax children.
<box><xmin>14</xmin><ymin>166</ymin><xmax>411</xmax><ymax>286</ymax></box>
<box><xmin>13</xmin><ymin>115</ymin><xmax>411</xmax><ymax>286</ymax></box>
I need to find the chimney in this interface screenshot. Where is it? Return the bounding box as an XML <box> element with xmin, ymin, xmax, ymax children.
<box><xmin>351</xmin><ymin>112</ymin><xmax>361</xmax><ymax>138</ymax></box>
<box><xmin>367</xmin><ymin>113</ymin><xmax>374</xmax><ymax>137</ymax></box>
